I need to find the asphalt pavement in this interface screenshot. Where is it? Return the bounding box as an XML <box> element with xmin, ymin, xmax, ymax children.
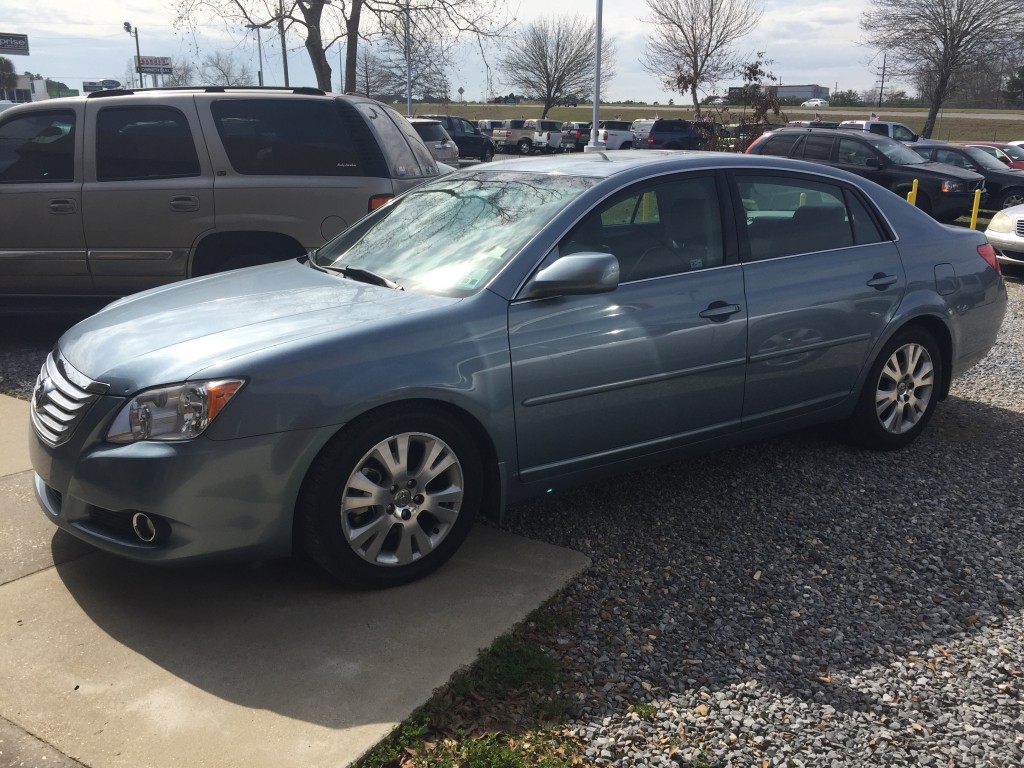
<box><xmin>0</xmin><ymin>393</ymin><xmax>590</xmax><ymax>768</ymax></box>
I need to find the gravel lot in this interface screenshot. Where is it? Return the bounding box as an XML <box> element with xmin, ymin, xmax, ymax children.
<box><xmin>2</xmin><ymin>278</ymin><xmax>1021</xmax><ymax>767</ymax></box>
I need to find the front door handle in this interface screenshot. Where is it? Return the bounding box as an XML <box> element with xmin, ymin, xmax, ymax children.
<box><xmin>699</xmin><ymin>302</ymin><xmax>742</xmax><ymax>322</ymax></box>
<box><xmin>867</xmin><ymin>273</ymin><xmax>898</xmax><ymax>289</ymax></box>
<box><xmin>169</xmin><ymin>195</ymin><xmax>200</xmax><ymax>213</ymax></box>
<box><xmin>48</xmin><ymin>199</ymin><xmax>77</xmax><ymax>215</ymax></box>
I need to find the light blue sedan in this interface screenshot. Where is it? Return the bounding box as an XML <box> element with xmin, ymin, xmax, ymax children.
<box><xmin>30</xmin><ymin>152</ymin><xmax>1007</xmax><ymax>587</ymax></box>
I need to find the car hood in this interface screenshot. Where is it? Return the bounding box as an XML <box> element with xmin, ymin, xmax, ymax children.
<box><xmin>911</xmin><ymin>161</ymin><xmax>984</xmax><ymax>181</ymax></box>
<box><xmin>59</xmin><ymin>259</ymin><xmax>458</xmax><ymax>394</ymax></box>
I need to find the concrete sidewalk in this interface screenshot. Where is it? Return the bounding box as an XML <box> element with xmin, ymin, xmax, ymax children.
<box><xmin>0</xmin><ymin>394</ymin><xmax>589</xmax><ymax>768</ymax></box>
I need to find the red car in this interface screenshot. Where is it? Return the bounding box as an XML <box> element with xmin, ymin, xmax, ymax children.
<box><xmin>962</xmin><ymin>141</ymin><xmax>1024</xmax><ymax>170</ymax></box>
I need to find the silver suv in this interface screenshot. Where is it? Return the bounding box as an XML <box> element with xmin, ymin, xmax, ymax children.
<box><xmin>0</xmin><ymin>87</ymin><xmax>443</xmax><ymax>299</ymax></box>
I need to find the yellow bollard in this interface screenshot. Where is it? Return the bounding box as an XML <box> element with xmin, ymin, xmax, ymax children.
<box><xmin>969</xmin><ymin>189</ymin><xmax>982</xmax><ymax>229</ymax></box>
<box><xmin>907</xmin><ymin>179</ymin><xmax>918</xmax><ymax>206</ymax></box>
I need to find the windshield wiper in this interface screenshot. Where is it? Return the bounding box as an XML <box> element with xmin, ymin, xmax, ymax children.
<box><xmin>319</xmin><ymin>263</ymin><xmax>403</xmax><ymax>290</ymax></box>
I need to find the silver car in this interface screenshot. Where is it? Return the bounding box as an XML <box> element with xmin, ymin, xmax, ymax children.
<box><xmin>30</xmin><ymin>152</ymin><xmax>1007</xmax><ymax>587</ymax></box>
<box><xmin>985</xmin><ymin>203</ymin><xmax>1024</xmax><ymax>268</ymax></box>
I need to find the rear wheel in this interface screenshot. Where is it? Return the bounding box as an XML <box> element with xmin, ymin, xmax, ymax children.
<box><xmin>848</xmin><ymin>327</ymin><xmax>942</xmax><ymax>450</ymax></box>
<box><xmin>481</xmin><ymin>144</ymin><xmax>494</xmax><ymax>162</ymax></box>
<box><xmin>620</xmin><ymin>142</ymin><xmax>632</xmax><ymax>150</ymax></box>
<box><xmin>296</xmin><ymin>409</ymin><xmax>482</xmax><ymax>588</ymax></box>
<box><xmin>518</xmin><ymin>139</ymin><xmax>533</xmax><ymax>155</ymax></box>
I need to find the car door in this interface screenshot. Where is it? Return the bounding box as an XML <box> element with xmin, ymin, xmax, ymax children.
<box><xmin>508</xmin><ymin>173</ymin><xmax>747</xmax><ymax>483</ymax></box>
<box><xmin>0</xmin><ymin>105</ymin><xmax>90</xmax><ymax>296</ymax></box>
<box><xmin>733</xmin><ymin>171</ymin><xmax>906</xmax><ymax>425</ymax></box>
<box><xmin>82</xmin><ymin>99</ymin><xmax>215</xmax><ymax>295</ymax></box>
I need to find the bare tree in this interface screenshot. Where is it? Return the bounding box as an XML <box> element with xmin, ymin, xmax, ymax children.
<box><xmin>201</xmin><ymin>52</ymin><xmax>256</xmax><ymax>85</ymax></box>
<box><xmin>0</xmin><ymin>56</ymin><xmax>16</xmax><ymax>100</ymax></box>
<box><xmin>641</xmin><ymin>0</ymin><xmax>762</xmax><ymax>116</ymax></box>
<box><xmin>495</xmin><ymin>15</ymin><xmax>616</xmax><ymax>118</ymax></box>
<box><xmin>174</xmin><ymin>0</ymin><xmax>510</xmax><ymax>94</ymax></box>
<box><xmin>860</xmin><ymin>0</ymin><xmax>1024</xmax><ymax>137</ymax></box>
<box><xmin>353</xmin><ymin>46</ymin><xmax>395</xmax><ymax>100</ymax></box>
<box><xmin>165</xmin><ymin>59</ymin><xmax>199</xmax><ymax>86</ymax></box>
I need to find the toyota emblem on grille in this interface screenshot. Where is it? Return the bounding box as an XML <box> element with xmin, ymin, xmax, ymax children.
<box><xmin>34</xmin><ymin>375</ymin><xmax>54</xmax><ymax>410</ymax></box>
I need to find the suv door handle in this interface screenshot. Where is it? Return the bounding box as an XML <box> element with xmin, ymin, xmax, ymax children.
<box><xmin>170</xmin><ymin>195</ymin><xmax>200</xmax><ymax>212</ymax></box>
<box><xmin>48</xmin><ymin>199</ymin><xmax>77</xmax><ymax>215</ymax></box>
<box><xmin>867</xmin><ymin>273</ymin><xmax>898</xmax><ymax>289</ymax></box>
<box><xmin>699</xmin><ymin>302</ymin><xmax>742</xmax><ymax>321</ymax></box>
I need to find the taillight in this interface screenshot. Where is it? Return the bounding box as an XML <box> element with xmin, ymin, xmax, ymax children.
<box><xmin>647</xmin><ymin>135</ymin><xmax>655</xmax><ymax>145</ymax></box>
<box><xmin>601</xmin><ymin>130</ymin><xmax>608</xmax><ymax>141</ymax></box>
<box><xmin>368</xmin><ymin>194</ymin><xmax>393</xmax><ymax>212</ymax></box>
<box><xmin>545</xmin><ymin>131</ymin><xmax>551</xmax><ymax>139</ymax></box>
<box><xmin>977</xmin><ymin>243</ymin><xmax>1001</xmax><ymax>275</ymax></box>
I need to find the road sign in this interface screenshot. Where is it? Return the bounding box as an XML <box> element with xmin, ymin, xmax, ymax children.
<box><xmin>0</xmin><ymin>32</ymin><xmax>29</xmax><ymax>55</ymax></box>
<box><xmin>83</xmin><ymin>81</ymin><xmax>103</xmax><ymax>93</ymax></box>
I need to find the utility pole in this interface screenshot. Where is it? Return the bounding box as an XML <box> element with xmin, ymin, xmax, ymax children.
<box><xmin>877</xmin><ymin>52</ymin><xmax>887</xmax><ymax>108</ymax></box>
<box><xmin>123</xmin><ymin>22</ymin><xmax>141</xmax><ymax>88</ymax></box>
<box><xmin>246</xmin><ymin>22</ymin><xmax>271</xmax><ymax>85</ymax></box>
<box><xmin>278</xmin><ymin>0</ymin><xmax>290</xmax><ymax>86</ymax></box>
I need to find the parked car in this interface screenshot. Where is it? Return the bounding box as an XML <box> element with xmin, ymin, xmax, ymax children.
<box><xmin>477</xmin><ymin>119</ymin><xmax>504</xmax><ymax>137</ymax></box>
<box><xmin>630</xmin><ymin>118</ymin><xmax>702</xmax><ymax>150</ymax></box>
<box><xmin>909</xmin><ymin>143</ymin><xmax>1024</xmax><ymax>210</ymax></box>
<box><xmin>838</xmin><ymin>119</ymin><xmax>944</xmax><ymax>144</ymax></box>
<box><xmin>561</xmin><ymin>121</ymin><xmax>592</xmax><ymax>152</ymax></box>
<box><xmin>960</xmin><ymin>141</ymin><xmax>1024</xmax><ymax>171</ymax></box>
<box><xmin>30</xmin><ymin>152</ymin><xmax>1006</xmax><ymax>588</ymax></box>
<box><xmin>708</xmin><ymin>97</ymin><xmax>731</xmax><ymax>106</ymax></box>
<box><xmin>984</xmin><ymin>203</ymin><xmax>1024</xmax><ymax>268</ymax></box>
<box><xmin>407</xmin><ymin>118</ymin><xmax>459</xmax><ymax>166</ymax></box>
<box><xmin>0</xmin><ymin>87</ymin><xmax>443</xmax><ymax>301</ymax></box>
<box><xmin>597</xmin><ymin>120</ymin><xmax>634</xmax><ymax>150</ymax></box>
<box><xmin>746</xmin><ymin>127</ymin><xmax>986</xmax><ymax>221</ymax></box>
<box><xmin>801</xmin><ymin>98</ymin><xmax>829</xmax><ymax>107</ymax></box>
<box><xmin>418</xmin><ymin>114</ymin><xmax>495</xmax><ymax>162</ymax></box>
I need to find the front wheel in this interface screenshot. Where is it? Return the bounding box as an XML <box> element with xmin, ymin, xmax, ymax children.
<box><xmin>296</xmin><ymin>410</ymin><xmax>482</xmax><ymax>588</ymax></box>
<box><xmin>848</xmin><ymin>327</ymin><xmax>942</xmax><ymax>450</ymax></box>
<box><xmin>998</xmin><ymin>188</ymin><xmax>1024</xmax><ymax>209</ymax></box>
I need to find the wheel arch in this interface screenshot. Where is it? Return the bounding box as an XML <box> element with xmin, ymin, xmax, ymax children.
<box><xmin>191</xmin><ymin>231</ymin><xmax>308</xmax><ymax>277</ymax></box>
<box><xmin>880</xmin><ymin>314</ymin><xmax>954</xmax><ymax>399</ymax></box>
<box><xmin>295</xmin><ymin>397</ymin><xmax>505</xmax><ymax>531</ymax></box>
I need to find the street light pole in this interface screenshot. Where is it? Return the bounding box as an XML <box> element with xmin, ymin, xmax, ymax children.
<box><xmin>123</xmin><ymin>22</ymin><xmax>141</xmax><ymax>89</ymax></box>
<box><xmin>245</xmin><ymin>22</ymin><xmax>271</xmax><ymax>85</ymax></box>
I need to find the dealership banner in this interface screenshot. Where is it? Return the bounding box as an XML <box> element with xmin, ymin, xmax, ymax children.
<box><xmin>0</xmin><ymin>32</ymin><xmax>29</xmax><ymax>55</ymax></box>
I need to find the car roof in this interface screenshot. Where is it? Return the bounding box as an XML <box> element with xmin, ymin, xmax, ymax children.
<box><xmin>767</xmin><ymin>126</ymin><xmax>902</xmax><ymax>144</ymax></box>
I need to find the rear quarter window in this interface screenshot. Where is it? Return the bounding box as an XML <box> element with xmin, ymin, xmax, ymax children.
<box><xmin>212</xmin><ymin>98</ymin><xmax>370</xmax><ymax>177</ymax></box>
<box><xmin>354</xmin><ymin>102</ymin><xmax>437</xmax><ymax>179</ymax></box>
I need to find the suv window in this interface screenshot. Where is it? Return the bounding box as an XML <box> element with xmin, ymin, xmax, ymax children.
<box><xmin>800</xmin><ymin>135</ymin><xmax>834</xmax><ymax>161</ymax></box>
<box><xmin>757</xmin><ymin>133</ymin><xmax>799</xmax><ymax>157</ymax></box>
<box><xmin>212</xmin><ymin>99</ymin><xmax>365</xmax><ymax>177</ymax></box>
<box><xmin>97</xmin><ymin>106</ymin><xmax>200</xmax><ymax>181</ymax></box>
<box><xmin>412</xmin><ymin>122</ymin><xmax>448</xmax><ymax>142</ymax></box>
<box><xmin>0</xmin><ymin>110</ymin><xmax>75</xmax><ymax>183</ymax></box>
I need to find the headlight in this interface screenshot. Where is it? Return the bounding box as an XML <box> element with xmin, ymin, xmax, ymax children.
<box><xmin>107</xmin><ymin>379</ymin><xmax>245</xmax><ymax>444</ymax></box>
<box><xmin>987</xmin><ymin>210</ymin><xmax>1013</xmax><ymax>234</ymax></box>
<box><xmin>940</xmin><ymin>180</ymin><xmax>967</xmax><ymax>193</ymax></box>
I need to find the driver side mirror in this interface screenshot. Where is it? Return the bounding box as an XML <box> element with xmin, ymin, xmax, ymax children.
<box><xmin>519</xmin><ymin>252</ymin><xmax>620</xmax><ymax>300</ymax></box>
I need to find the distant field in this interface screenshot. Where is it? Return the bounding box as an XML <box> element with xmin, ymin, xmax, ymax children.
<box><xmin>410</xmin><ymin>101</ymin><xmax>1024</xmax><ymax>143</ymax></box>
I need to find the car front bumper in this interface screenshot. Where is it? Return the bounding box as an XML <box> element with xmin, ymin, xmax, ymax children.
<box><xmin>30</xmin><ymin>399</ymin><xmax>337</xmax><ymax>565</ymax></box>
<box><xmin>985</xmin><ymin>229</ymin><xmax>1024</xmax><ymax>265</ymax></box>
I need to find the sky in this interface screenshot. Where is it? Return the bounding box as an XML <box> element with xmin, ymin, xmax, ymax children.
<box><xmin>1</xmin><ymin>0</ymin><xmax>887</xmax><ymax>105</ymax></box>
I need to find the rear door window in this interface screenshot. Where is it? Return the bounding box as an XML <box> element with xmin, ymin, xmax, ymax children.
<box><xmin>96</xmin><ymin>106</ymin><xmax>200</xmax><ymax>181</ymax></box>
<box><xmin>0</xmin><ymin>110</ymin><xmax>76</xmax><ymax>182</ymax></box>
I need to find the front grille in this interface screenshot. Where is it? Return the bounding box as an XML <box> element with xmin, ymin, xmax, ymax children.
<box><xmin>31</xmin><ymin>352</ymin><xmax>108</xmax><ymax>447</ymax></box>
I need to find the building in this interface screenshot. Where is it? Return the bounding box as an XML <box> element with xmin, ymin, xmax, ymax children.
<box><xmin>1</xmin><ymin>74</ymin><xmax>51</xmax><ymax>103</ymax></box>
<box><xmin>727</xmin><ymin>84</ymin><xmax>830</xmax><ymax>103</ymax></box>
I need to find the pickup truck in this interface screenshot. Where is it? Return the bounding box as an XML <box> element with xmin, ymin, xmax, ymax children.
<box><xmin>839</xmin><ymin>120</ymin><xmax>944</xmax><ymax>145</ymax></box>
<box><xmin>596</xmin><ymin>120</ymin><xmax>634</xmax><ymax>150</ymax></box>
<box><xmin>494</xmin><ymin>119</ymin><xmax>563</xmax><ymax>154</ymax></box>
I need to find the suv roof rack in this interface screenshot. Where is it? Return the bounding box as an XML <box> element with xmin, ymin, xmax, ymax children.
<box><xmin>87</xmin><ymin>86</ymin><xmax>327</xmax><ymax>99</ymax></box>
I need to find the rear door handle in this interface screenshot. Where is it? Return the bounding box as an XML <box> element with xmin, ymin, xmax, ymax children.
<box><xmin>867</xmin><ymin>273</ymin><xmax>898</xmax><ymax>289</ymax></box>
<box><xmin>48</xmin><ymin>199</ymin><xmax>77</xmax><ymax>215</ymax></box>
<box><xmin>698</xmin><ymin>302</ymin><xmax>742</xmax><ymax>322</ymax></box>
<box><xmin>170</xmin><ymin>195</ymin><xmax>200</xmax><ymax>213</ymax></box>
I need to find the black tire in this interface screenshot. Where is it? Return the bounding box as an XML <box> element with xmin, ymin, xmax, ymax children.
<box><xmin>997</xmin><ymin>188</ymin><xmax>1024</xmax><ymax>209</ymax></box>
<box><xmin>848</xmin><ymin>327</ymin><xmax>942</xmax><ymax>450</ymax></box>
<box><xmin>620</xmin><ymin>142</ymin><xmax>632</xmax><ymax>150</ymax></box>
<box><xmin>481</xmin><ymin>144</ymin><xmax>494</xmax><ymax>162</ymax></box>
<box><xmin>517</xmin><ymin>139</ymin><xmax>533</xmax><ymax>155</ymax></box>
<box><xmin>296</xmin><ymin>410</ymin><xmax>482</xmax><ymax>588</ymax></box>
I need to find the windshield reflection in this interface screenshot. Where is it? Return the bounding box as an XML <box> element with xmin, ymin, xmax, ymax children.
<box><xmin>315</xmin><ymin>172</ymin><xmax>598</xmax><ymax>297</ymax></box>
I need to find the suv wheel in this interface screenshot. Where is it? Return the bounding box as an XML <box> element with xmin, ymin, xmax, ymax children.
<box><xmin>481</xmin><ymin>144</ymin><xmax>494</xmax><ymax>162</ymax></box>
<box><xmin>998</xmin><ymin>188</ymin><xmax>1024</xmax><ymax>209</ymax></box>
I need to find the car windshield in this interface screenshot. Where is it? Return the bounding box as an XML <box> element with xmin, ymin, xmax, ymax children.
<box><xmin>865</xmin><ymin>135</ymin><xmax>926</xmax><ymax>164</ymax></box>
<box><xmin>314</xmin><ymin>171</ymin><xmax>598</xmax><ymax>297</ymax></box>
<box><xmin>963</xmin><ymin>146</ymin><xmax>1013</xmax><ymax>171</ymax></box>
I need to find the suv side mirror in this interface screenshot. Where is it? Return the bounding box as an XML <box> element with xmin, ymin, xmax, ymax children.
<box><xmin>865</xmin><ymin>157</ymin><xmax>882</xmax><ymax>169</ymax></box>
